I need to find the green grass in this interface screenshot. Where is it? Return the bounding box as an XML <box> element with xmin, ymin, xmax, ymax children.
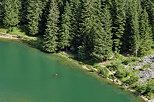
<box><xmin>0</xmin><ymin>26</ymin><xmax>37</xmax><ymax>41</ymax></box>
<box><xmin>0</xmin><ymin>28</ymin><xmax>7</xmax><ymax>33</ymax></box>
<box><xmin>9</xmin><ymin>26</ymin><xmax>26</xmax><ymax>37</ymax></box>
<box><xmin>142</xmin><ymin>63</ymin><xmax>152</xmax><ymax>69</ymax></box>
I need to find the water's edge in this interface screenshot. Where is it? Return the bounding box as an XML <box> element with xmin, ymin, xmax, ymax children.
<box><xmin>0</xmin><ymin>38</ymin><xmax>145</xmax><ymax>102</ymax></box>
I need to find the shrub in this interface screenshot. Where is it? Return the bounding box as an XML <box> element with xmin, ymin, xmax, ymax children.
<box><xmin>95</xmin><ymin>66</ymin><xmax>110</xmax><ymax>77</ymax></box>
<box><xmin>106</xmin><ymin>61</ymin><xmax>122</xmax><ymax>71</ymax></box>
<box><xmin>114</xmin><ymin>67</ymin><xmax>128</xmax><ymax>78</ymax></box>
<box><xmin>147</xmin><ymin>80</ymin><xmax>154</xmax><ymax>93</ymax></box>
<box><xmin>123</xmin><ymin>72</ymin><xmax>139</xmax><ymax>84</ymax></box>
<box><xmin>77</xmin><ymin>46</ymin><xmax>87</xmax><ymax>60</ymax></box>
<box><xmin>135</xmin><ymin>83</ymin><xmax>147</xmax><ymax>94</ymax></box>
<box><xmin>86</xmin><ymin>65</ymin><xmax>96</xmax><ymax>72</ymax></box>
<box><xmin>146</xmin><ymin>92</ymin><xmax>154</xmax><ymax>99</ymax></box>
<box><xmin>122</xmin><ymin>57</ymin><xmax>139</xmax><ymax>65</ymax></box>
<box><xmin>114</xmin><ymin>54</ymin><xmax>126</xmax><ymax>60</ymax></box>
<box><xmin>142</xmin><ymin>63</ymin><xmax>152</xmax><ymax>69</ymax></box>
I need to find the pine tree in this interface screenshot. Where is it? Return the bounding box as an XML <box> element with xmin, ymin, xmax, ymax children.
<box><xmin>20</xmin><ymin>0</ymin><xmax>28</xmax><ymax>24</ymax></box>
<box><xmin>0</xmin><ymin>1</ymin><xmax>3</xmax><ymax>25</ymax></box>
<box><xmin>69</xmin><ymin>0</ymin><xmax>82</xmax><ymax>52</ymax></box>
<box><xmin>38</xmin><ymin>0</ymin><xmax>50</xmax><ymax>35</ymax></box>
<box><xmin>141</xmin><ymin>0</ymin><xmax>154</xmax><ymax>40</ymax></box>
<box><xmin>123</xmin><ymin>0</ymin><xmax>141</xmax><ymax>56</ymax></box>
<box><xmin>138</xmin><ymin>9</ymin><xmax>152</xmax><ymax>56</ymax></box>
<box><xmin>111</xmin><ymin>0</ymin><xmax>126</xmax><ymax>53</ymax></box>
<box><xmin>26</xmin><ymin>0</ymin><xmax>42</xmax><ymax>35</ymax></box>
<box><xmin>80</xmin><ymin>0</ymin><xmax>112</xmax><ymax>60</ymax></box>
<box><xmin>80</xmin><ymin>0</ymin><xmax>96</xmax><ymax>58</ymax></box>
<box><xmin>58</xmin><ymin>1</ymin><xmax>72</xmax><ymax>50</ymax></box>
<box><xmin>43</xmin><ymin>0</ymin><xmax>60</xmax><ymax>53</ymax></box>
<box><xmin>2</xmin><ymin>0</ymin><xmax>21</xmax><ymax>27</ymax></box>
<box><xmin>92</xmin><ymin>1</ymin><xmax>112</xmax><ymax>60</ymax></box>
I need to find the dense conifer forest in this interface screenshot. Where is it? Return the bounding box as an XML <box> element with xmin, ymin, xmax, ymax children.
<box><xmin>0</xmin><ymin>0</ymin><xmax>154</xmax><ymax>61</ymax></box>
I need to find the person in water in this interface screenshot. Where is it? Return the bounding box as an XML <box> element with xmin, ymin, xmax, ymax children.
<box><xmin>52</xmin><ymin>73</ymin><xmax>61</xmax><ymax>78</ymax></box>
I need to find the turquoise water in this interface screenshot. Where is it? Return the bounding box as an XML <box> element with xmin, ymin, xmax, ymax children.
<box><xmin>0</xmin><ymin>40</ymin><xmax>143</xmax><ymax>102</ymax></box>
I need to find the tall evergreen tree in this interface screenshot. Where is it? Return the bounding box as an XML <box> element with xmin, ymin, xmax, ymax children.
<box><xmin>138</xmin><ymin>9</ymin><xmax>152</xmax><ymax>56</ymax></box>
<box><xmin>26</xmin><ymin>0</ymin><xmax>42</xmax><ymax>35</ymax></box>
<box><xmin>67</xmin><ymin>0</ymin><xmax>82</xmax><ymax>52</ymax></box>
<box><xmin>141</xmin><ymin>0</ymin><xmax>154</xmax><ymax>40</ymax></box>
<box><xmin>80</xmin><ymin>0</ymin><xmax>112</xmax><ymax>60</ymax></box>
<box><xmin>43</xmin><ymin>0</ymin><xmax>60</xmax><ymax>53</ymax></box>
<box><xmin>38</xmin><ymin>0</ymin><xmax>50</xmax><ymax>35</ymax></box>
<box><xmin>80</xmin><ymin>0</ymin><xmax>96</xmax><ymax>59</ymax></box>
<box><xmin>93</xmin><ymin>2</ymin><xmax>113</xmax><ymax>60</ymax></box>
<box><xmin>0</xmin><ymin>1</ymin><xmax>3</xmax><ymax>25</ymax></box>
<box><xmin>20</xmin><ymin>0</ymin><xmax>28</xmax><ymax>24</ymax></box>
<box><xmin>111</xmin><ymin>0</ymin><xmax>126</xmax><ymax>53</ymax></box>
<box><xmin>58</xmin><ymin>1</ymin><xmax>72</xmax><ymax>50</ymax></box>
<box><xmin>123</xmin><ymin>0</ymin><xmax>141</xmax><ymax>56</ymax></box>
<box><xmin>2</xmin><ymin>0</ymin><xmax>21</xmax><ymax>27</ymax></box>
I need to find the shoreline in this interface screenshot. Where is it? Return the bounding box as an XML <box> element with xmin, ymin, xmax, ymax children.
<box><xmin>55</xmin><ymin>52</ymin><xmax>148</xmax><ymax>102</ymax></box>
<box><xmin>0</xmin><ymin>33</ymin><xmax>152</xmax><ymax>102</ymax></box>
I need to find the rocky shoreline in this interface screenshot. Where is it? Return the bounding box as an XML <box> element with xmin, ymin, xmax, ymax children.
<box><xmin>134</xmin><ymin>55</ymin><xmax>154</xmax><ymax>102</ymax></box>
<box><xmin>133</xmin><ymin>55</ymin><xmax>154</xmax><ymax>82</ymax></box>
<box><xmin>0</xmin><ymin>32</ymin><xmax>24</xmax><ymax>40</ymax></box>
<box><xmin>134</xmin><ymin>54</ymin><xmax>154</xmax><ymax>82</ymax></box>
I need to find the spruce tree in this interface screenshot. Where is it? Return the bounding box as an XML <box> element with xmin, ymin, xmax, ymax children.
<box><xmin>0</xmin><ymin>1</ymin><xmax>3</xmax><ymax>25</ymax></box>
<box><xmin>111</xmin><ymin>0</ymin><xmax>126</xmax><ymax>53</ymax></box>
<box><xmin>92</xmin><ymin>5</ymin><xmax>113</xmax><ymax>60</ymax></box>
<box><xmin>26</xmin><ymin>0</ymin><xmax>42</xmax><ymax>35</ymax></box>
<box><xmin>123</xmin><ymin>0</ymin><xmax>141</xmax><ymax>56</ymax></box>
<box><xmin>20</xmin><ymin>0</ymin><xmax>28</xmax><ymax>24</ymax></box>
<box><xmin>2</xmin><ymin>0</ymin><xmax>21</xmax><ymax>27</ymax></box>
<box><xmin>38</xmin><ymin>0</ymin><xmax>50</xmax><ymax>35</ymax></box>
<box><xmin>138</xmin><ymin>9</ymin><xmax>152</xmax><ymax>56</ymax></box>
<box><xmin>69</xmin><ymin>0</ymin><xmax>82</xmax><ymax>52</ymax></box>
<box><xmin>141</xmin><ymin>0</ymin><xmax>154</xmax><ymax>40</ymax></box>
<box><xmin>80</xmin><ymin>0</ymin><xmax>96</xmax><ymax>58</ymax></box>
<box><xmin>80</xmin><ymin>0</ymin><xmax>112</xmax><ymax>60</ymax></box>
<box><xmin>43</xmin><ymin>0</ymin><xmax>60</xmax><ymax>53</ymax></box>
<box><xmin>58</xmin><ymin>1</ymin><xmax>72</xmax><ymax>50</ymax></box>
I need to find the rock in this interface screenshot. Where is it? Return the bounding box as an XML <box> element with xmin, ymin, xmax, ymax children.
<box><xmin>132</xmin><ymin>54</ymin><xmax>154</xmax><ymax>82</ymax></box>
<box><xmin>148</xmin><ymin>98</ymin><xmax>154</xmax><ymax>102</ymax></box>
<box><xmin>133</xmin><ymin>66</ymin><xmax>141</xmax><ymax>70</ymax></box>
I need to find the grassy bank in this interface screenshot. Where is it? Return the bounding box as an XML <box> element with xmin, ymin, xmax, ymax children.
<box><xmin>0</xmin><ymin>27</ymin><xmax>43</xmax><ymax>49</ymax></box>
<box><xmin>54</xmin><ymin>51</ymin><xmax>154</xmax><ymax>101</ymax></box>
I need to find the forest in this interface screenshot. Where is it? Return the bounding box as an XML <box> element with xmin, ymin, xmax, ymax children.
<box><xmin>0</xmin><ymin>0</ymin><xmax>154</xmax><ymax>61</ymax></box>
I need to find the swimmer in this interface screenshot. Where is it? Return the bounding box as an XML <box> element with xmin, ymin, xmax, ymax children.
<box><xmin>52</xmin><ymin>73</ymin><xmax>61</xmax><ymax>78</ymax></box>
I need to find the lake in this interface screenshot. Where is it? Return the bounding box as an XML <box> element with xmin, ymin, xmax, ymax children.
<box><xmin>0</xmin><ymin>40</ymin><xmax>143</xmax><ymax>102</ymax></box>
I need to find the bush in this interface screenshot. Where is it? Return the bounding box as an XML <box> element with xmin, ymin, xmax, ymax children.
<box><xmin>146</xmin><ymin>92</ymin><xmax>154</xmax><ymax>99</ymax></box>
<box><xmin>77</xmin><ymin>46</ymin><xmax>87</xmax><ymax>60</ymax></box>
<box><xmin>86</xmin><ymin>65</ymin><xmax>96</xmax><ymax>72</ymax></box>
<box><xmin>114</xmin><ymin>66</ymin><xmax>128</xmax><ymax>78</ymax></box>
<box><xmin>122</xmin><ymin>57</ymin><xmax>139</xmax><ymax>65</ymax></box>
<box><xmin>114</xmin><ymin>54</ymin><xmax>126</xmax><ymax>60</ymax></box>
<box><xmin>147</xmin><ymin>80</ymin><xmax>154</xmax><ymax>93</ymax></box>
<box><xmin>95</xmin><ymin>66</ymin><xmax>110</xmax><ymax>77</ymax></box>
<box><xmin>106</xmin><ymin>61</ymin><xmax>122</xmax><ymax>71</ymax></box>
<box><xmin>122</xmin><ymin>72</ymin><xmax>139</xmax><ymax>84</ymax></box>
<box><xmin>142</xmin><ymin>63</ymin><xmax>152</xmax><ymax>69</ymax></box>
<box><xmin>135</xmin><ymin>83</ymin><xmax>147</xmax><ymax>94</ymax></box>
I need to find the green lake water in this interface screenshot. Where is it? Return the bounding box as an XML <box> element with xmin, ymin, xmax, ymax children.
<box><xmin>0</xmin><ymin>40</ymin><xmax>143</xmax><ymax>102</ymax></box>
